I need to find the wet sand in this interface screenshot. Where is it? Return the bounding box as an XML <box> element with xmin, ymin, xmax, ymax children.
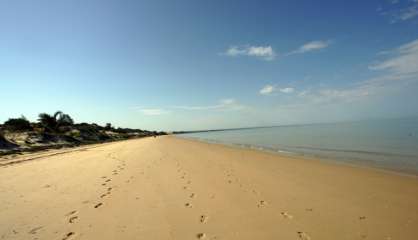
<box><xmin>0</xmin><ymin>136</ymin><xmax>417</xmax><ymax>240</ymax></box>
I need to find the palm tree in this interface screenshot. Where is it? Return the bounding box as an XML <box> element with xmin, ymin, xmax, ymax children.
<box><xmin>54</xmin><ymin>111</ymin><xmax>74</xmax><ymax>126</ymax></box>
<box><xmin>38</xmin><ymin>113</ymin><xmax>57</xmax><ymax>132</ymax></box>
<box><xmin>38</xmin><ymin>111</ymin><xmax>74</xmax><ymax>132</ymax></box>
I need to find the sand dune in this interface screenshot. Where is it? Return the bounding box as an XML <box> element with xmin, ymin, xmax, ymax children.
<box><xmin>0</xmin><ymin>136</ymin><xmax>417</xmax><ymax>240</ymax></box>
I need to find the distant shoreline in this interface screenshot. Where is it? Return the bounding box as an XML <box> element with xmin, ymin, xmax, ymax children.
<box><xmin>173</xmin><ymin>116</ymin><xmax>418</xmax><ymax>134</ymax></box>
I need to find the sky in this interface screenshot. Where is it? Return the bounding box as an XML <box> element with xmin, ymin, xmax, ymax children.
<box><xmin>1</xmin><ymin>0</ymin><xmax>418</xmax><ymax>131</ymax></box>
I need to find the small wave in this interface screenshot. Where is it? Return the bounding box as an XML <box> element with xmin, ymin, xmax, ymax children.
<box><xmin>179</xmin><ymin>135</ymin><xmax>418</xmax><ymax>163</ymax></box>
<box><xmin>283</xmin><ymin>145</ymin><xmax>418</xmax><ymax>159</ymax></box>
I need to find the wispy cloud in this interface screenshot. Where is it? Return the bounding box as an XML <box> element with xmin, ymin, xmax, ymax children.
<box><xmin>137</xmin><ymin>108</ymin><xmax>170</xmax><ymax>116</ymax></box>
<box><xmin>303</xmin><ymin>38</ymin><xmax>418</xmax><ymax>104</ymax></box>
<box><xmin>379</xmin><ymin>0</ymin><xmax>418</xmax><ymax>23</ymax></box>
<box><xmin>280</xmin><ymin>87</ymin><xmax>295</xmax><ymax>93</ymax></box>
<box><xmin>259</xmin><ymin>85</ymin><xmax>295</xmax><ymax>95</ymax></box>
<box><xmin>223</xmin><ymin>45</ymin><xmax>276</xmax><ymax>61</ymax></box>
<box><xmin>295</xmin><ymin>87</ymin><xmax>372</xmax><ymax>105</ymax></box>
<box><xmin>369</xmin><ymin>38</ymin><xmax>418</xmax><ymax>80</ymax></box>
<box><xmin>286</xmin><ymin>40</ymin><xmax>331</xmax><ymax>56</ymax></box>
<box><xmin>261</xmin><ymin>38</ymin><xmax>418</xmax><ymax>106</ymax></box>
<box><xmin>174</xmin><ymin>98</ymin><xmax>246</xmax><ymax>111</ymax></box>
<box><xmin>133</xmin><ymin>99</ymin><xmax>247</xmax><ymax>117</ymax></box>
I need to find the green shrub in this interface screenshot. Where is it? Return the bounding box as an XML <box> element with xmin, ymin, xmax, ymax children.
<box><xmin>3</xmin><ymin>116</ymin><xmax>32</xmax><ymax>131</ymax></box>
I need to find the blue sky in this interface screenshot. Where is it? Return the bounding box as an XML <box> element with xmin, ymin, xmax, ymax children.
<box><xmin>1</xmin><ymin>0</ymin><xmax>418</xmax><ymax>131</ymax></box>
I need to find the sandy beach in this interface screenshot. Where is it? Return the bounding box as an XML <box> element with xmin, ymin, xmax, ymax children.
<box><xmin>0</xmin><ymin>136</ymin><xmax>417</xmax><ymax>240</ymax></box>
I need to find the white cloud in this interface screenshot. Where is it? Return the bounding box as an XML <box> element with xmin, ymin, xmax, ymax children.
<box><xmin>138</xmin><ymin>108</ymin><xmax>170</xmax><ymax>116</ymax></box>
<box><xmin>259</xmin><ymin>85</ymin><xmax>275</xmax><ymax>95</ymax></box>
<box><xmin>287</xmin><ymin>40</ymin><xmax>331</xmax><ymax>55</ymax></box>
<box><xmin>280</xmin><ymin>87</ymin><xmax>295</xmax><ymax>93</ymax></box>
<box><xmin>224</xmin><ymin>45</ymin><xmax>276</xmax><ymax>61</ymax></box>
<box><xmin>259</xmin><ymin>85</ymin><xmax>295</xmax><ymax>95</ymax></box>
<box><xmin>174</xmin><ymin>98</ymin><xmax>246</xmax><ymax>111</ymax></box>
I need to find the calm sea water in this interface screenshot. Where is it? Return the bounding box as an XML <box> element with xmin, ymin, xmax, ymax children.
<box><xmin>178</xmin><ymin>118</ymin><xmax>418</xmax><ymax>175</ymax></box>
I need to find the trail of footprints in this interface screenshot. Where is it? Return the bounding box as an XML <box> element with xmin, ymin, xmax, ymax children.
<box><xmin>58</xmin><ymin>153</ymin><xmax>127</xmax><ymax>239</ymax></box>
<box><xmin>175</xmin><ymin>160</ymin><xmax>213</xmax><ymax>239</ymax></box>
<box><xmin>57</xmin><ymin>153</ymin><xmax>314</xmax><ymax>240</ymax></box>
<box><xmin>222</xmin><ymin>166</ymin><xmax>314</xmax><ymax>240</ymax></box>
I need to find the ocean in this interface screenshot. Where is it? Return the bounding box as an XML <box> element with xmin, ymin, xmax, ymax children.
<box><xmin>178</xmin><ymin>117</ymin><xmax>418</xmax><ymax>175</ymax></box>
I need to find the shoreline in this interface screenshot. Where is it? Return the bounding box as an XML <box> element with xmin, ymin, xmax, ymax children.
<box><xmin>177</xmin><ymin>135</ymin><xmax>418</xmax><ymax>177</ymax></box>
<box><xmin>1</xmin><ymin>136</ymin><xmax>417</xmax><ymax>239</ymax></box>
<box><xmin>3</xmin><ymin>134</ymin><xmax>417</xmax><ymax>178</ymax></box>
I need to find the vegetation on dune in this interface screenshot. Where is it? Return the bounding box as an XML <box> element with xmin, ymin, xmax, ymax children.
<box><xmin>0</xmin><ymin>111</ymin><xmax>166</xmax><ymax>155</ymax></box>
<box><xmin>0</xmin><ymin>130</ymin><xmax>19</xmax><ymax>149</ymax></box>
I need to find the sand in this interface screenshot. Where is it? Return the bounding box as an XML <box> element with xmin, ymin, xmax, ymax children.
<box><xmin>0</xmin><ymin>136</ymin><xmax>417</xmax><ymax>240</ymax></box>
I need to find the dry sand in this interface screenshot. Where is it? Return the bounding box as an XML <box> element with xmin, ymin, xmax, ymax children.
<box><xmin>0</xmin><ymin>136</ymin><xmax>417</xmax><ymax>240</ymax></box>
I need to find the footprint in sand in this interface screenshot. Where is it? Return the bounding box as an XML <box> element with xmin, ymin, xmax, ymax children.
<box><xmin>66</xmin><ymin>210</ymin><xmax>77</xmax><ymax>216</ymax></box>
<box><xmin>196</xmin><ymin>233</ymin><xmax>206</xmax><ymax>239</ymax></box>
<box><xmin>190</xmin><ymin>193</ymin><xmax>195</xmax><ymax>198</ymax></box>
<box><xmin>281</xmin><ymin>212</ymin><xmax>293</xmax><ymax>219</ymax></box>
<box><xmin>297</xmin><ymin>231</ymin><xmax>311</xmax><ymax>240</ymax></box>
<box><xmin>28</xmin><ymin>226</ymin><xmax>43</xmax><ymax>234</ymax></box>
<box><xmin>257</xmin><ymin>200</ymin><xmax>267</xmax><ymax>208</ymax></box>
<box><xmin>100</xmin><ymin>193</ymin><xmax>108</xmax><ymax>198</ymax></box>
<box><xmin>105</xmin><ymin>179</ymin><xmax>111</xmax><ymax>182</ymax></box>
<box><xmin>69</xmin><ymin>216</ymin><xmax>78</xmax><ymax>223</ymax></box>
<box><xmin>94</xmin><ymin>203</ymin><xmax>103</xmax><ymax>208</ymax></box>
<box><xmin>62</xmin><ymin>232</ymin><xmax>75</xmax><ymax>240</ymax></box>
<box><xmin>185</xmin><ymin>203</ymin><xmax>193</xmax><ymax>208</ymax></box>
<box><xmin>200</xmin><ymin>215</ymin><xmax>208</xmax><ymax>223</ymax></box>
